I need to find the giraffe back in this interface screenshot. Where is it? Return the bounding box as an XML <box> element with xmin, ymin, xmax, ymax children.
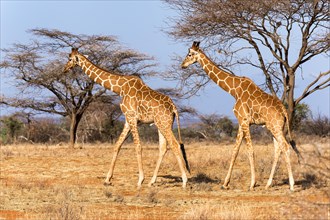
<box><xmin>233</xmin><ymin>77</ymin><xmax>287</xmax><ymax>128</ymax></box>
<box><xmin>120</xmin><ymin>76</ymin><xmax>176</xmax><ymax>125</ymax></box>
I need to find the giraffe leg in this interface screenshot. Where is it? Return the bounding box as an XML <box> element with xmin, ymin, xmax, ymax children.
<box><xmin>104</xmin><ymin>122</ymin><xmax>130</xmax><ymax>185</ymax></box>
<box><xmin>222</xmin><ymin>126</ymin><xmax>244</xmax><ymax>189</ymax></box>
<box><xmin>243</xmin><ymin>125</ymin><xmax>256</xmax><ymax>190</ymax></box>
<box><xmin>265</xmin><ymin>137</ymin><xmax>281</xmax><ymax>189</ymax></box>
<box><xmin>163</xmin><ymin>130</ymin><xmax>188</xmax><ymax>188</ymax></box>
<box><xmin>283</xmin><ymin>140</ymin><xmax>295</xmax><ymax>191</ymax></box>
<box><xmin>269</xmin><ymin>133</ymin><xmax>294</xmax><ymax>191</ymax></box>
<box><xmin>149</xmin><ymin>130</ymin><xmax>168</xmax><ymax>187</ymax></box>
<box><xmin>129</xmin><ymin>119</ymin><xmax>144</xmax><ymax>188</ymax></box>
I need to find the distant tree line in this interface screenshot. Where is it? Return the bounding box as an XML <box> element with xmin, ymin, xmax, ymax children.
<box><xmin>1</xmin><ymin>102</ymin><xmax>328</xmax><ymax>145</ymax></box>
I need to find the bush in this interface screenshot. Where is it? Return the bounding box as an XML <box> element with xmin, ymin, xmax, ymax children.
<box><xmin>292</xmin><ymin>103</ymin><xmax>310</xmax><ymax>130</ymax></box>
<box><xmin>299</xmin><ymin>113</ymin><xmax>330</xmax><ymax>136</ymax></box>
<box><xmin>0</xmin><ymin>115</ymin><xmax>24</xmax><ymax>144</ymax></box>
<box><xmin>197</xmin><ymin>114</ymin><xmax>237</xmax><ymax>141</ymax></box>
<box><xmin>29</xmin><ymin>117</ymin><xmax>69</xmax><ymax>143</ymax></box>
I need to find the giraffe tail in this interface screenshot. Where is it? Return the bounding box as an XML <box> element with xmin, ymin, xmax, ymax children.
<box><xmin>180</xmin><ymin>143</ymin><xmax>191</xmax><ymax>174</ymax></box>
<box><xmin>284</xmin><ymin>109</ymin><xmax>303</xmax><ymax>164</ymax></box>
<box><xmin>289</xmin><ymin>140</ymin><xmax>303</xmax><ymax>164</ymax></box>
<box><xmin>174</xmin><ymin>107</ymin><xmax>190</xmax><ymax>174</ymax></box>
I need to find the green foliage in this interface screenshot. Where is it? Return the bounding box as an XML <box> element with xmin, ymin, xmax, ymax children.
<box><xmin>292</xmin><ymin>103</ymin><xmax>311</xmax><ymax>130</ymax></box>
<box><xmin>0</xmin><ymin>115</ymin><xmax>23</xmax><ymax>144</ymax></box>
<box><xmin>217</xmin><ymin>117</ymin><xmax>235</xmax><ymax>137</ymax></box>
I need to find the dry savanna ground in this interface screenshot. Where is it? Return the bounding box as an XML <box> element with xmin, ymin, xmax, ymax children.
<box><xmin>1</xmin><ymin>137</ymin><xmax>329</xmax><ymax>219</ymax></box>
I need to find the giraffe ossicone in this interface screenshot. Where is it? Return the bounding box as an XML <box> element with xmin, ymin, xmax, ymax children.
<box><xmin>182</xmin><ymin>41</ymin><xmax>301</xmax><ymax>191</ymax></box>
<box><xmin>64</xmin><ymin>47</ymin><xmax>190</xmax><ymax>188</ymax></box>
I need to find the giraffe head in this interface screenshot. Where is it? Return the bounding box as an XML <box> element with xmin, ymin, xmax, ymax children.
<box><xmin>63</xmin><ymin>48</ymin><xmax>80</xmax><ymax>73</ymax></box>
<box><xmin>181</xmin><ymin>41</ymin><xmax>201</xmax><ymax>69</ymax></box>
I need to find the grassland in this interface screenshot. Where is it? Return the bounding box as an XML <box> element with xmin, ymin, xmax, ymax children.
<box><xmin>1</xmin><ymin>137</ymin><xmax>329</xmax><ymax>219</ymax></box>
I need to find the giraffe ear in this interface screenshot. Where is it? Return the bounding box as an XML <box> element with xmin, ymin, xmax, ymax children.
<box><xmin>192</xmin><ymin>41</ymin><xmax>200</xmax><ymax>49</ymax></box>
<box><xmin>71</xmin><ymin>48</ymin><xmax>79</xmax><ymax>54</ymax></box>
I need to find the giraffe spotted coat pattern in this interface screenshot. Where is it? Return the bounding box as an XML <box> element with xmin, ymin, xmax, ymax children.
<box><xmin>182</xmin><ymin>41</ymin><xmax>301</xmax><ymax>191</ymax></box>
<box><xmin>64</xmin><ymin>48</ymin><xmax>190</xmax><ymax>188</ymax></box>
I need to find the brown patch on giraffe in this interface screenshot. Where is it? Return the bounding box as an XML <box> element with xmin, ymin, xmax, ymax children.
<box><xmin>128</xmin><ymin>87</ymin><xmax>137</xmax><ymax>97</ymax></box>
<box><xmin>253</xmin><ymin>90</ymin><xmax>262</xmax><ymax>97</ymax></box>
<box><xmin>117</xmin><ymin>78</ymin><xmax>126</xmax><ymax>85</ymax></box>
<box><xmin>102</xmin><ymin>80</ymin><xmax>111</xmax><ymax>88</ymax></box>
<box><xmin>226</xmin><ymin>76</ymin><xmax>234</xmax><ymax>88</ymax></box>
<box><xmin>233</xmin><ymin>78</ymin><xmax>241</xmax><ymax>87</ymax></box>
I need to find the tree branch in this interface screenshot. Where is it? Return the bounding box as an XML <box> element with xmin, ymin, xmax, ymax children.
<box><xmin>295</xmin><ymin>70</ymin><xmax>330</xmax><ymax>104</ymax></box>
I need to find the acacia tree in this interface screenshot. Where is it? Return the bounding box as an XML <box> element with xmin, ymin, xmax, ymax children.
<box><xmin>165</xmin><ymin>0</ymin><xmax>329</xmax><ymax>126</ymax></box>
<box><xmin>0</xmin><ymin>28</ymin><xmax>156</xmax><ymax>147</ymax></box>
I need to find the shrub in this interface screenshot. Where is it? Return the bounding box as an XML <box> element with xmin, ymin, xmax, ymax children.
<box><xmin>299</xmin><ymin>113</ymin><xmax>330</xmax><ymax>136</ymax></box>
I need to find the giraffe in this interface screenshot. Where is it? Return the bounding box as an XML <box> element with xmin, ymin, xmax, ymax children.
<box><xmin>181</xmin><ymin>42</ymin><xmax>301</xmax><ymax>191</ymax></box>
<box><xmin>64</xmin><ymin>48</ymin><xmax>190</xmax><ymax>188</ymax></box>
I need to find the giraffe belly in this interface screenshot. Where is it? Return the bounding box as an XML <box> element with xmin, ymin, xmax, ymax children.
<box><xmin>251</xmin><ymin>112</ymin><xmax>266</xmax><ymax>125</ymax></box>
<box><xmin>137</xmin><ymin>107</ymin><xmax>154</xmax><ymax>124</ymax></box>
<box><xmin>138</xmin><ymin>117</ymin><xmax>154</xmax><ymax>124</ymax></box>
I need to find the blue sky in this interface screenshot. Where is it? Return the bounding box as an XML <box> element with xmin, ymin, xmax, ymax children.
<box><xmin>1</xmin><ymin>1</ymin><xmax>329</xmax><ymax>118</ymax></box>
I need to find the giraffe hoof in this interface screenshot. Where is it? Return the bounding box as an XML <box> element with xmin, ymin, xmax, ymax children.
<box><xmin>265</xmin><ymin>183</ymin><xmax>272</xmax><ymax>190</ymax></box>
<box><xmin>103</xmin><ymin>181</ymin><xmax>112</xmax><ymax>187</ymax></box>
<box><xmin>221</xmin><ymin>185</ymin><xmax>229</xmax><ymax>190</ymax></box>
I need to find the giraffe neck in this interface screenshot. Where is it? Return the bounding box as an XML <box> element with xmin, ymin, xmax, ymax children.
<box><xmin>78</xmin><ymin>55</ymin><xmax>124</xmax><ymax>95</ymax></box>
<box><xmin>197</xmin><ymin>51</ymin><xmax>234</xmax><ymax>95</ymax></box>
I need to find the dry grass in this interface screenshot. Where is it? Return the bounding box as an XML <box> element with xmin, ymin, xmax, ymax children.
<box><xmin>181</xmin><ymin>202</ymin><xmax>252</xmax><ymax>220</ymax></box>
<box><xmin>1</xmin><ymin>139</ymin><xmax>329</xmax><ymax>219</ymax></box>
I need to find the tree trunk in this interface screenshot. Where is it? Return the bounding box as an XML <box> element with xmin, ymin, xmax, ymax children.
<box><xmin>69</xmin><ymin>112</ymin><xmax>82</xmax><ymax>148</ymax></box>
<box><xmin>286</xmin><ymin>70</ymin><xmax>296</xmax><ymax>130</ymax></box>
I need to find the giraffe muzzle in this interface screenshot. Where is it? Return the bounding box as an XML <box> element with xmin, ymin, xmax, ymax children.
<box><xmin>181</xmin><ymin>63</ymin><xmax>188</xmax><ymax>69</ymax></box>
<box><xmin>63</xmin><ymin>65</ymin><xmax>71</xmax><ymax>73</ymax></box>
